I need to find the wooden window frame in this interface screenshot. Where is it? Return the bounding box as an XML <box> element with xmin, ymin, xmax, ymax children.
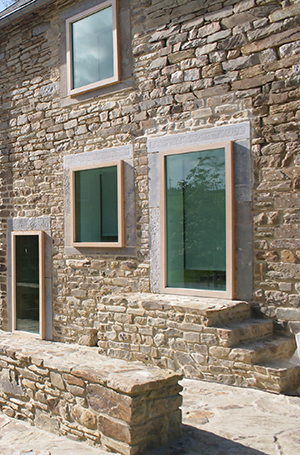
<box><xmin>70</xmin><ymin>160</ymin><xmax>125</xmax><ymax>248</ymax></box>
<box><xmin>160</xmin><ymin>142</ymin><xmax>235</xmax><ymax>299</ymax></box>
<box><xmin>66</xmin><ymin>0</ymin><xmax>120</xmax><ymax>97</ymax></box>
<box><xmin>11</xmin><ymin>230</ymin><xmax>45</xmax><ymax>339</ymax></box>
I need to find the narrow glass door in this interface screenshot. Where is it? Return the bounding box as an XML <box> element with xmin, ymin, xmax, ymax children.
<box><xmin>12</xmin><ymin>231</ymin><xmax>45</xmax><ymax>337</ymax></box>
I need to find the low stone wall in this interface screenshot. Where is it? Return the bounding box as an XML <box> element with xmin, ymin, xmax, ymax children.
<box><xmin>0</xmin><ymin>331</ymin><xmax>182</xmax><ymax>455</ymax></box>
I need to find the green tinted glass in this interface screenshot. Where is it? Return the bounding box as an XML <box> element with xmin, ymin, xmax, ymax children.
<box><xmin>15</xmin><ymin>235</ymin><xmax>39</xmax><ymax>334</ymax></box>
<box><xmin>165</xmin><ymin>149</ymin><xmax>226</xmax><ymax>291</ymax></box>
<box><xmin>75</xmin><ymin>166</ymin><xmax>118</xmax><ymax>243</ymax></box>
<box><xmin>72</xmin><ymin>5</ymin><xmax>114</xmax><ymax>89</ymax></box>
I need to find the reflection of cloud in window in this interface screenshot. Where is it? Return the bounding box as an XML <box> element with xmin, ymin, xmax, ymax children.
<box><xmin>72</xmin><ymin>6</ymin><xmax>114</xmax><ymax>89</ymax></box>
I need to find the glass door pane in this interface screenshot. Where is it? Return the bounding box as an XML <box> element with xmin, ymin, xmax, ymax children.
<box><xmin>165</xmin><ymin>148</ymin><xmax>226</xmax><ymax>291</ymax></box>
<box><xmin>15</xmin><ymin>235</ymin><xmax>39</xmax><ymax>334</ymax></box>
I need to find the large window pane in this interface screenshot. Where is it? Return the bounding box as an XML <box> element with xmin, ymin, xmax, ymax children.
<box><xmin>72</xmin><ymin>5</ymin><xmax>114</xmax><ymax>89</ymax></box>
<box><xmin>15</xmin><ymin>235</ymin><xmax>39</xmax><ymax>334</ymax></box>
<box><xmin>75</xmin><ymin>166</ymin><xmax>118</xmax><ymax>243</ymax></box>
<box><xmin>165</xmin><ymin>148</ymin><xmax>226</xmax><ymax>291</ymax></box>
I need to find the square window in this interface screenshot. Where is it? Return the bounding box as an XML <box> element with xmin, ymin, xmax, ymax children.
<box><xmin>66</xmin><ymin>0</ymin><xmax>119</xmax><ymax>96</ymax></box>
<box><xmin>71</xmin><ymin>161</ymin><xmax>124</xmax><ymax>247</ymax></box>
<box><xmin>160</xmin><ymin>142</ymin><xmax>235</xmax><ymax>298</ymax></box>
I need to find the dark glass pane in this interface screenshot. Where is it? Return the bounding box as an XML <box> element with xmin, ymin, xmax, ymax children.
<box><xmin>72</xmin><ymin>6</ymin><xmax>114</xmax><ymax>89</ymax></box>
<box><xmin>165</xmin><ymin>149</ymin><xmax>226</xmax><ymax>291</ymax></box>
<box><xmin>75</xmin><ymin>166</ymin><xmax>118</xmax><ymax>243</ymax></box>
<box><xmin>15</xmin><ymin>235</ymin><xmax>39</xmax><ymax>334</ymax></box>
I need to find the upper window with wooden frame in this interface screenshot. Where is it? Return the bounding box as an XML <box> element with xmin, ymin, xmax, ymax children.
<box><xmin>66</xmin><ymin>0</ymin><xmax>120</xmax><ymax>96</ymax></box>
<box><xmin>71</xmin><ymin>161</ymin><xmax>124</xmax><ymax>248</ymax></box>
<box><xmin>160</xmin><ymin>142</ymin><xmax>235</xmax><ymax>299</ymax></box>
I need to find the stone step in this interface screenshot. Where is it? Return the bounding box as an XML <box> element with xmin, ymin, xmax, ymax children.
<box><xmin>202</xmin><ymin>301</ymin><xmax>252</xmax><ymax>326</ymax></box>
<box><xmin>228</xmin><ymin>334</ymin><xmax>296</xmax><ymax>365</ymax></box>
<box><xmin>252</xmin><ymin>360</ymin><xmax>300</xmax><ymax>395</ymax></box>
<box><xmin>127</xmin><ymin>293</ymin><xmax>252</xmax><ymax>325</ymax></box>
<box><xmin>216</xmin><ymin>318</ymin><xmax>274</xmax><ymax>347</ymax></box>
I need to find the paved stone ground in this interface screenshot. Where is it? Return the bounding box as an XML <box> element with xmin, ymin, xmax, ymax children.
<box><xmin>0</xmin><ymin>378</ymin><xmax>299</xmax><ymax>455</ymax></box>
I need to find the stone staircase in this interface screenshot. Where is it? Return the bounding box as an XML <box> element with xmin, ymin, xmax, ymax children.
<box><xmin>96</xmin><ymin>293</ymin><xmax>300</xmax><ymax>395</ymax></box>
<box><xmin>211</xmin><ymin>303</ymin><xmax>300</xmax><ymax>395</ymax></box>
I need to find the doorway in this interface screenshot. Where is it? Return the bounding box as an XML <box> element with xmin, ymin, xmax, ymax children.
<box><xmin>11</xmin><ymin>231</ymin><xmax>45</xmax><ymax>338</ymax></box>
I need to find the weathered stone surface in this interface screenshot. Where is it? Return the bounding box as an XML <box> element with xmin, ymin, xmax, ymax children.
<box><xmin>222</xmin><ymin>12</ymin><xmax>255</xmax><ymax>29</ymax></box>
<box><xmin>270</xmin><ymin>4</ymin><xmax>300</xmax><ymax>23</ymax></box>
<box><xmin>0</xmin><ymin>332</ymin><xmax>181</xmax><ymax>455</ymax></box>
<box><xmin>168</xmin><ymin>50</ymin><xmax>194</xmax><ymax>64</ymax></box>
<box><xmin>242</xmin><ymin>28</ymin><xmax>300</xmax><ymax>54</ymax></box>
<box><xmin>71</xmin><ymin>405</ymin><xmax>97</xmax><ymax>429</ymax></box>
<box><xmin>0</xmin><ymin>370</ymin><xmax>24</xmax><ymax>397</ymax></box>
<box><xmin>35</xmin><ymin>412</ymin><xmax>60</xmax><ymax>433</ymax></box>
<box><xmin>50</xmin><ymin>372</ymin><xmax>65</xmax><ymax>390</ymax></box>
<box><xmin>87</xmin><ymin>383</ymin><xmax>133</xmax><ymax>423</ymax></box>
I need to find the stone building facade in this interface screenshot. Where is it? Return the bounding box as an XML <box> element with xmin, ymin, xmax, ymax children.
<box><xmin>0</xmin><ymin>0</ymin><xmax>300</xmax><ymax>389</ymax></box>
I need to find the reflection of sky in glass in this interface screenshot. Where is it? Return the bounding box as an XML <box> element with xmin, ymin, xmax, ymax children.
<box><xmin>72</xmin><ymin>6</ymin><xmax>114</xmax><ymax>89</ymax></box>
<box><xmin>0</xmin><ymin>1</ymin><xmax>8</xmax><ymax>13</ymax></box>
<box><xmin>166</xmin><ymin>149</ymin><xmax>225</xmax><ymax>190</ymax></box>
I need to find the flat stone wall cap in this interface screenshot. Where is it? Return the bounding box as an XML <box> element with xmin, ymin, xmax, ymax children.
<box><xmin>106</xmin><ymin>370</ymin><xmax>182</xmax><ymax>394</ymax></box>
<box><xmin>73</xmin><ymin>365</ymin><xmax>182</xmax><ymax>394</ymax></box>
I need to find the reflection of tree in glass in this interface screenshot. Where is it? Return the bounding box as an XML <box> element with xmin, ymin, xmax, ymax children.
<box><xmin>167</xmin><ymin>150</ymin><xmax>226</xmax><ymax>279</ymax></box>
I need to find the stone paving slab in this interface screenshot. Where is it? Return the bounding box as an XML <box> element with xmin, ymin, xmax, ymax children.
<box><xmin>0</xmin><ymin>414</ymin><xmax>110</xmax><ymax>455</ymax></box>
<box><xmin>1</xmin><ymin>378</ymin><xmax>300</xmax><ymax>455</ymax></box>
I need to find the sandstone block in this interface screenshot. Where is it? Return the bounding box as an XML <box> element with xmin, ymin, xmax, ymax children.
<box><xmin>234</xmin><ymin>0</ymin><xmax>255</xmax><ymax>14</ymax></box>
<box><xmin>204</xmin><ymin>6</ymin><xmax>233</xmax><ymax>22</ymax></box>
<box><xmin>277</xmin><ymin>308</ymin><xmax>300</xmax><ymax>321</ymax></box>
<box><xmin>71</xmin><ymin>405</ymin><xmax>97</xmax><ymax>429</ymax></box>
<box><xmin>197</xmin><ymin>22</ymin><xmax>221</xmax><ymax>39</ymax></box>
<box><xmin>195</xmin><ymin>42</ymin><xmax>217</xmax><ymax>56</ymax></box>
<box><xmin>202</xmin><ymin>62</ymin><xmax>223</xmax><ymax>78</ymax></box>
<box><xmin>222</xmin><ymin>12</ymin><xmax>255</xmax><ymax>30</ymax></box>
<box><xmin>87</xmin><ymin>383</ymin><xmax>134</xmax><ymax>423</ymax></box>
<box><xmin>242</xmin><ymin>28</ymin><xmax>300</xmax><ymax>55</ymax></box>
<box><xmin>281</xmin><ymin>250</ymin><xmax>297</xmax><ymax>263</ymax></box>
<box><xmin>149</xmin><ymin>25</ymin><xmax>181</xmax><ymax>43</ymax></box>
<box><xmin>50</xmin><ymin>372</ymin><xmax>65</xmax><ymax>390</ymax></box>
<box><xmin>222</xmin><ymin>54</ymin><xmax>259</xmax><ymax>72</ymax></box>
<box><xmin>207</xmin><ymin>29</ymin><xmax>231</xmax><ymax>44</ymax></box>
<box><xmin>220</xmin><ymin>33</ymin><xmax>248</xmax><ymax>50</ymax></box>
<box><xmin>231</xmin><ymin>73</ymin><xmax>275</xmax><ymax>90</ymax></box>
<box><xmin>289</xmin><ymin>295</ymin><xmax>300</xmax><ymax>308</ymax></box>
<box><xmin>270</xmin><ymin>3</ymin><xmax>300</xmax><ymax>23</ymax></box>
<box><xmin>168</xmin><ymin>49</ymin><xmax>194</xmax><ymax>64</ymax></box>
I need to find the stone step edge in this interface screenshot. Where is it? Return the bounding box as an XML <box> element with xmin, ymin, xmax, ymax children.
<box><xmin>215</xmin><ymin>318</ymin><xmax>274</xmax><ymax>346</ymax></box>
<box><xmin>228</xmin><ymin>334</ymin><xmax>296</xmax><ymax>363</ymax></box>
<box><xmin>122</xmin><ymin>293</ymin><xmax>251</xmax><ymax>323</ymax></box>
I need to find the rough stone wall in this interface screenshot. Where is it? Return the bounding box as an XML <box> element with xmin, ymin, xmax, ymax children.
<box><xmin>0</xmin><ymin>0</ymin><xmax>299</xmax><ymax>339</ymax></box>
